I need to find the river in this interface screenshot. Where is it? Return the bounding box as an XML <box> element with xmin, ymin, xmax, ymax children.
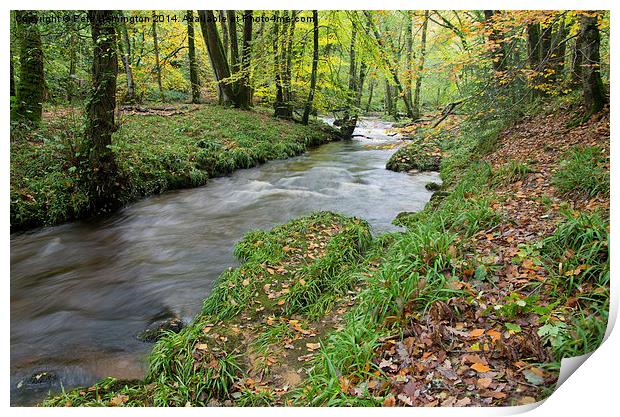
<box><xmin>10</xmin><ymin>118</ymin><xmax>440</xmax><ymax>405</ymax></box>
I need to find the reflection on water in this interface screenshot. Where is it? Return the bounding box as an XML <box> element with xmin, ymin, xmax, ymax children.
<box><xmin>10</xmin><ymin>118</ymin><xmax>440</xmax><ymax>405</ymax></box>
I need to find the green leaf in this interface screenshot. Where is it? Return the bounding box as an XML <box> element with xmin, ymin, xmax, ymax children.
<box><xmin>505</xmin><ymin>323</ymin><xmax>521</xmax><ymax>332</ymax></box>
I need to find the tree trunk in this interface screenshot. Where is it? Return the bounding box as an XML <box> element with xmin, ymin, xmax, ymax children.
<box><xmin>405</xmin><ymin>13</ymin><xmax>413</xmax><ymax>108</ymax></box>
<box><xmin>550</xmin><ymin>18</ymin><xmax>568</xmax><ymax>83</ymax></box>
<box><xmin>364</xmin><ymin>11</ymin><xmax>414</xmax><ymax>118</ymax></box>
<box><xmin>10</xmin><ymin>55</ymin><xmax>16</xmax><ymax>97</ymax></box>
<box><xmin>284</xmin><ymin>11</ymin><xmax>297</xmax><ymax>114</ymax></box>
<box><xmin>152</xmin><ymin>18</ymin><xmax>164</xmax><ymax>101</ymax></box>
<box><xmin>219</xmin><ymin>11</ymin><xmax>229</xmax><ymax>60</ymax></box>
<box><xmin>187</xmin><ymin>10</ymin><xmax>200</xmax><ymax>103</ymax></box>
<box><xmin>85</xmin><ymin>10</ymin><xmax>120</xmax><ymax>211</ymax></box>
<box><xmin>274</xmin><ymin>11</ymin><xmax>293</xmax><ymax>119</ymax></box>
<box><xmin>198</xmin><ymin>10</ymin><xmax>248</xmax><ymax>108</ymax></box>
<box><xmin>527</xmin><ymin>23</ymin><xmax>543</xmax><ymax>94</ymax></box>
<box><xmin>67</xmin><ymin>27</ymin><xmax>77</xmax><ymax>103</ymax></box>
<box><xmin>226</xmin><ymin>11</ymin><xmax>239</xmax><ymax>73</ymax></box>
<box><xmin>579</xmin><ymin>12</ymin><xmax>607</xmax><ymax>114</ymax></box>
<box><xmin>120</xmin><ymin>17</ymin><xmax>136</xmax><ymax>103</ymax></box>
<box><xmin>340</xmin><ymin>24</ymin><xmax>358</xmax><ymax>138</ymax></box>
<box><xmin>412</xmin><ymin>11</ymin><xmax>429</xmax><ymax>120</ymax></box>
<box><xmin>366</xmin><ymin>79</ymin><xmax>375</xmax><ymax>112</ymax></box>
<box><xmin>15</xmin><ymin>10</ymin><xmax>44</xmax><ymax>125</ymax></box>
<box><xmin>302</xmin><ymin>11</ymin><xmax>319</xmax><ymax>125</ymax></box>
<box><xmin>570</xmin><ymin>34</ymin><xmax>583</xmax><ymax>86</ymax></box>
<box><xmin>483</xmin><ymin>10</ymin><xmax>506</xmax><ymax>73</ymax></box>
<box><xmin>385</xmin><ymin>80</ymin><xmax>395</xmax><ymax>117</ymax></box>
<box><xmin>273</xmin><ymin>11</ymin><xmax>285</xmax><ymax>116</ymax></box>
<box><xmin>239</xmin><ymin>10</ymin><xmax>253</xmax><ymax>109</ymax></box>
<box><xmin>356</xmin><ymin>60</ymin><xmax>367</xmax><ymax>107</ymax></box>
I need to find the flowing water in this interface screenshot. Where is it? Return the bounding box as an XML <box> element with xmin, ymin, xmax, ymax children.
<box><xmin>10</xmin><ymin>118</ymin><xmax>440</xmax><ymax>405</ymax></box>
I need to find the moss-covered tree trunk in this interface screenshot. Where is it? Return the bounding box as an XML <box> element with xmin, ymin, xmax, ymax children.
<box><xmin>85</xmin><ymin>10</ymin><xmax>120</xmax><ymax>212</ymax></box>
<box><xmin>15</xmin><ymin>10</ymin><xmax>44</xmax><ymax>125</ymax></box>
<box><xmin>187</xmin><ymin>10</ymin><xmax>200</xmax><ymax>104</ymax></box>
<box><xmin>579</xmin><ymin>12</ymin><xmax>607</xmax><ymax>115</ymax></box>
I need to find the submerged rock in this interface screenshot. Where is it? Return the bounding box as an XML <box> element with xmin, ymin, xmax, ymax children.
<box><xmin>137</xmin><ymin>317</ymin><xmax>185</xmax><ymax>342</ymax></box>
<box><xmin>16</xmin><ymin>371</ymin><xmax>59</xmax><ymax>391</ymax></box>
<box><xmin>386</xmin><ymin>140</ymin><xmax>442</xmax><ymax>172</ymax></box>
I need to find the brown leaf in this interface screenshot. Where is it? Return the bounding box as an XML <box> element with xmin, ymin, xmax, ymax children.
<box><xmin>477</xmin><ymin>377</ymin><xmax>492</xmax><ymax>388</ymax></box>
<box><xmin>383</xmin><ymin>396</ymin><xmax>396</xmax><ymax>407</ymax></box>
<box><xmin>109</xmin><ymin>395</ymin><xmax>129</xmax><ymax>406</ymax></box>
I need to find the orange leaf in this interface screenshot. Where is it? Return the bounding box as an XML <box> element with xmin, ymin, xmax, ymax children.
<box><xmin>470</xmin><ymin>328</ymin><xmax>485</xmax><ymax>337</ymax></box>
<box><xmin>487</xmin><ymin>329</ymin><xmax>502</xmax><ymax>343</ymax></box>
<box><xmin>471</xmin><ymin>362</ymin><xmax>491</xmax><ymax>373</ymax></box>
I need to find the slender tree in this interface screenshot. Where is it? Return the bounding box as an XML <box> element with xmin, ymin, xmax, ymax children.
<box><xmin>14</xmin><ymin>10</ymin><xmax>44</xmax><ymax>125</ymax></box>
<box><xmin>239</xmin><ymin>10</ymin><xmax>253</xmax><ymax>108</ymax></box>
<box><xmin>302</xmin><ymin>10</ymin><xmax>319</xmax><ymax>125</ymax></box>
<box><xmin>152</xmin><ymin>17</ymin><xmax>164</xmax><ymax>101</ymax></box>
<box><xmin>578</xmin><ymin>12</ymin><xmax>607</xmax><ymax>114</ymax></box>
<box><xmin>187</xmin><ymin>10</ymin><xmax>200</xmax><ymax>103</ymax></box>
<box><xmin>85</xmin><ymin>10</ymin><xmax>120</xmax><ymax>211</ymax></box>
<box><xmin>119</xmin><ymin>16</ymin><xmax>136</xmax><ymax>103</ymax></box>
<box><xmin>412</xmin><ymin>11</ymin><xmax>429</xmax><ymax>120</ymax></box>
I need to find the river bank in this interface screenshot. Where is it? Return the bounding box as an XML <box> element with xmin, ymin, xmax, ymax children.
<box><xmin>10</xmin><ymin>105</ymin><xmax>338</xmax><ymax>232</ymax></box>
<box><xmin>12</xmin><ymin>118</ymin><xmax>440</xmax><ymax>405</ymax></box>
<box><xmin>40</xmin><ymin>104</ymin><xmax>609</xmax><ymax>407</ymax></box>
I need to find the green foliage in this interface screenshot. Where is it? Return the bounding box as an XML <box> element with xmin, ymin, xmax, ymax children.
<box><xmin>543</xmin><ymin>210</ymin><xmax>609</xmax><ymax>290</ymax></box>
<box><xmin>494</xmin><ymin>160</ymin><xmax>535</xmax><ymax>184</ymax></box>
<box><xmin>552</xmin><ymin>146</ymin><xmax>609</xmax><ymax>198</ymax></box>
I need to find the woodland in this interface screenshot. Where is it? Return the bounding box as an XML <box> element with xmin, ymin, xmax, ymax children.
<box><xmin>9</xmin><ymin>10</ymin><xmax>610</xmax><ymax>407</ymax></box>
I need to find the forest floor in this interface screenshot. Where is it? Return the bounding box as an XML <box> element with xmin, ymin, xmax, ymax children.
<box><xmin>42</xmin><ymin>104</ymin><xmax>609</xmax><ymax>407</ymax></box>
<box><xmin>10</xmin><ymin>104</ymin><xmax>337</xmax><ymax>231</ymax></box>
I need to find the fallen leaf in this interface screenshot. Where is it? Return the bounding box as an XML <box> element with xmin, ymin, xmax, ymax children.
<box><xmin>477</xmin><ymin>377</ymin><xmax>492</xmax><ymax>388</ymax></box>
<box><xmin>471</xmin><ymin>363</ymin><xmax>491</xmax><ymax>373</ymax></box>
<box><xmin>383</xmin><ymin>396</ymin><xmax>396</xmax><ymax>407</ymax></box>
<box><xmin>306</xmin><ymin>342</ymin><xmax>321</xmax><ymax>351</ymax></box>
<box><xmin>109</xmin><ymin>395</ymin><xmax>129</xmax><ymax>406</ymax></box>
<box><xmin>397</xmin><ymin>393</ymin><xmax>413</xmax><ymax>406</ymax></box>
<box><xmin>455</xmin><ymin>397</ymin><xmax>471</xmax><ymax>407</ymax></box>
<box><xmin>470</xmin><ymin>328</ymin><xmax>485</xmax><ymax>337</ymax></box>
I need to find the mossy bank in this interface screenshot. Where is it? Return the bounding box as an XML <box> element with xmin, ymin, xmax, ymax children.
<box><xmin>10</xmin><ymin>105</ymin><xmax>337</xmax><ymax>232</ymax></box>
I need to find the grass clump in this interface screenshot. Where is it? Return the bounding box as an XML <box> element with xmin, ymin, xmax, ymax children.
<box><xmin>533</xmin><ymin>209</ymin><xmax>610</xmax><ymax>365</ymax></box>
<box><xmin>11</xmin><ymin>105</ymin><xmax>337</xmax><ymax>231</ymax></box>
<box><xmin>494</xmin><ymin>160</ymin><xmax>535</xmax><ymax>184</ymax></box>
<box><xmin>552</xmin><ymin>146</ymin><xmax>609</xmax><ymax>199</ymax></box>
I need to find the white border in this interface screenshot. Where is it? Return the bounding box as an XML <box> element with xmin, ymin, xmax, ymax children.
<box><xmin>3</xmin><ymin>1</ymin><xmax>617</xmax><ymax>416</ymax></box>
